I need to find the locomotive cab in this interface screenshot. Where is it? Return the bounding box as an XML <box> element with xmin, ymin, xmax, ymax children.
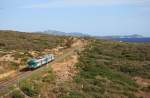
<box><xmin>27</xmin><ymin>59</ymin><xmax>38</xmax><ymax>69</ymax></box>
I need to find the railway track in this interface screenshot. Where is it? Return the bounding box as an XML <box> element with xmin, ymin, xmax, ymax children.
<box><xmin>0</xmin><ymin>71</ymin><xmax>32</xmax><ymax>91</ymax></box>
<box><xmin>0</xmin><ymin>48</ymin><xmax>78</xmax><ymax>95</ymax></box>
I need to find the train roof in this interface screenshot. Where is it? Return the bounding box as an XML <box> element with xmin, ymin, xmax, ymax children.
<box><xmin>28</xmin><ymin>54</ymin><xmax>54</xmax><ymax>62</ymax></box>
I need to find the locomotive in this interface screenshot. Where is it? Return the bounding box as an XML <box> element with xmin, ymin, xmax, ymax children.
<box><xmin>27</xmin><ymin>54</ymin><xmax>55</xmax><ymax>69</ymax></box>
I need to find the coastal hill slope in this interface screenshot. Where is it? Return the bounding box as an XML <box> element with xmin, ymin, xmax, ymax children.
<box><xmin>0</xmin><ymin>30</ymin><xmax>150</xmax><ymax>98</ymax></box>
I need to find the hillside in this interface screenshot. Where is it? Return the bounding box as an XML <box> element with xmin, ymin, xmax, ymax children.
<box><xmin>0</xmin><ymin>30</ymin><xmax>68</xmax><ymax>51</ymax></box>
<box><xmin>0</xmin><ymin>31</ymin><xmax>150</xmax><ymax>98</ymax></box>
<box><xmin>50</xmin><ymin>39</ymin><xmax>150</xmax><ymax>98</ymax></box>
<box><xmin>70</xmin><ymin>40</ymin><xmax>150</xmax><ymax>98</ymax></box>
<box><xmin>0</xmin><ymin>30</ymin><xmax>76</xmax><ymax>80</ymax></box>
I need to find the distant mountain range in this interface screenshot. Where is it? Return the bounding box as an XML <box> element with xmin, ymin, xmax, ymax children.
<box><xmin>0</xmin><ymin>30</ymin><xmax>147</xmax><ymax>39</ymax></box>
<box><xmin>38</xmin><ymin>30</ymin><xmax>146</xmax><ymax>39</ymax></box>
<box><xmin>38</xmin><ymin>30</ymin><xmax>89</xmax><ymax>37</ymax></box>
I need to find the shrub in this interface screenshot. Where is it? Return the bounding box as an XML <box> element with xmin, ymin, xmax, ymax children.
<box><xmin>20</xmin><ymin>81</ymin><xmax>39</xmax><ymax>97</ymax></box>
<box><xmin>11</xmin><ymin>62</ymin><xmax>19</xmax><ymax>69</ymax></box>
<box><xmin>42</xmin><ymin>74</ymin><xmax>55</xmax><ymax>82</ymax></box>
<box><xmin>11</xmin><ymin>91</ymin><xmax>24</xmax><ymax>98</ymax></box>
<box><xmin>61</xmin><ymin>92</ymin><xmax>85</xmax><ymax>98</ymax></box>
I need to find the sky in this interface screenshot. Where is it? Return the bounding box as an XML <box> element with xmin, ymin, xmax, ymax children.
<box><xmin>0</xmin><ymin>0</ymin><xmax>150</xmax><ymax>36</ymax></box>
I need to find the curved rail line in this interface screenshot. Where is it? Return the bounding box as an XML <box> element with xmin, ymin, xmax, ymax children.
<box><xmin>0</xmin><ymin>48</ymin><xmax>77</xmax><ymax>95</ymax></box>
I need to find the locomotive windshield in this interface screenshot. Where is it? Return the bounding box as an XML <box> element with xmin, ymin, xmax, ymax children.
<box><xmin>27</xmin><ymin>60</ymin><xmax>37</xmax><ymax>66</ymax></box>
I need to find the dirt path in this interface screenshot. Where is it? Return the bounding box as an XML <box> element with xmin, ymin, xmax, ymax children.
<box><xmin>51</xmin><ymin>39</ymin><xmax>87</xmax><ymax>82</ymax></box>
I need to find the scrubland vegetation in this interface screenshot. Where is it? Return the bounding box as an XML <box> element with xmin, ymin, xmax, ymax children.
<box><xmin>0</xmin><ymin>30</ymin><xmax>68</xmax><ymax>51</ymax></box>
<box><xmin>68</xmin><ymin>40</ymin><xmax>150</xmax><ymax>98</ymax></box>
<box><xmin>19</xmin><ymin>70</ymin><xmax>54</xmax><ymax>97</ymax></box>
<box><xmin>57</xmin><ymin>40</ymin><xmax>150</xmax><ymax>98</ymax></box>
<box><xmin>0</xmin><ymin>30</ymin><xmax>73</xmax><ymax>75</ymax></box>
<box><xmin>1</xmin><ymin>31</ymin><xmax>150</xmax><ymax>98</ymax></box>
<box><xmin>9</xmin><ymin>39</ymin><xmax>150</xmax><ymax>98</ymax></box>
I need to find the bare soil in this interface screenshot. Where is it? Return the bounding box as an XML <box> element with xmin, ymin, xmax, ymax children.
<box><xmin>134</xmin><ymin>77</ymin><xmax>150</xmax><ymax>87</ymax></box>
<box><xmin>0</xmin><ymin>54</ymin><xmax>20</xmax><ymax>63</ymax></box>
<box><xmin>51</xmin><ymin>54</ymin><xmax>78</xmax><ymax>81</ymax></box>
<box><xmin>134</xmin><ymin>77</ymin><xmax>150</xmax><ymax>98</ymax></box>
<box><xmin>0</xmin><ymin>70</ymin><xmax>16</xmax><ymax>79</ymax></box>
<box><xmin>51</xmin><ymin>39</ymin><xmax>87</xmax><ymax>82</ymax></box>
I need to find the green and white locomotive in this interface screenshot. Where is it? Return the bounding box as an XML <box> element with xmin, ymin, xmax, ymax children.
<box><xmin>27</xmin><ymin>54</ymin><xmax>54</xmax><ymax>69</ymax></box>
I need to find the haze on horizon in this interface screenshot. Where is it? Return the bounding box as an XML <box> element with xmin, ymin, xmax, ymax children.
<box><xmin>0</xmin><ymin>0</ymin><xmax>150</xmax><ymax>36</ymax></box>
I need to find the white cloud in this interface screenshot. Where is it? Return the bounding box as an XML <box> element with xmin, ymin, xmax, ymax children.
<box><xmin>21</xmin><ymin>0</ymin><xmax>150</xmax><ymax>9</ymax></box>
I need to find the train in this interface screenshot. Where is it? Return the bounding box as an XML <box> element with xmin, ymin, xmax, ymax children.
<box><xmin>27</xmin><ymin>54</ymin><xmax>55</xmax><ymax>69</ymax></box>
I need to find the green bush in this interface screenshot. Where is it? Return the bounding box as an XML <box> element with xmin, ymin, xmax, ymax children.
<box><xmin>12</xmin><ymin>91</ymin><xmax>24</xmax><ymax>98</ymax></box>
<box><xmin>61</xmin><ymin>96</ymin><xmax>83</xmax><ymax>98</ymax></box>
<box><xmin>11</xmin><ymin>62</ymin><xmax>19</xmax><ymax>69</ymax></box>
<box><xmin>61</xmin><ymin>92</ymin><xmax>85</xmax><ymax>98</ymax></box>
<box><xmin>42</xmin><ymin>74</ymin><xmax>55</xmax><ymax>82</ymax></box>
<box><xmin>20</xmin><ymin>81</ymin><xmax>39</xmax><ymax>97</ymax></box>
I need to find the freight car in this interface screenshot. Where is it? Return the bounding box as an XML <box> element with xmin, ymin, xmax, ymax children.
<box><xmin>27</xmin><ymin>54</ymin><xmax>54</xmax><ymax>69</ymax></box>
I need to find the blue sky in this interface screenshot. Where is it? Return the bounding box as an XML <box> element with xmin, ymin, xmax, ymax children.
<box><xmin>0</xmin><ymin>0</ymin><xmax>150</xmax><ymax>36</ymax></box>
